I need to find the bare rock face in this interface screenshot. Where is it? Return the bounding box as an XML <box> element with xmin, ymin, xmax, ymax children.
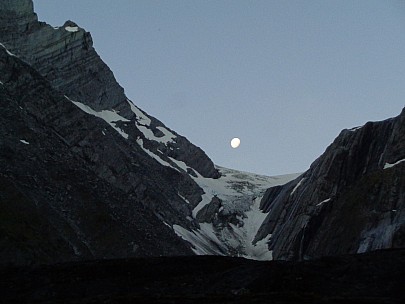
<box><xmin>0</xmin><ymin>0</ymin><xmax>34</xmax><ymax>17</ymax></box>
<box><xmin>0</xmin><ymin>45</ymin><xmax>198</xmax><ymax>265</ymax></box>
<box><xmin>1</xmin><ymin>1</ymin><xmax>404</xmax><ymax>265</ymax></box>
<box><xmin>0</xmin><ymin>1</ymin><xmax>223</xmax><ymax>265</ymax></box>
<box><xmin>0</xmin><ymin>0</ymin><xmax>219</xmax><ymax>179</ymax></box>
<box><xmin>0</xmin><ymin>2</ymin><xmax>122</xmax><ymax>111</ymax></box>
<box><xmin>256</xmin><ymin>109</ymin><xmax>405</xmax><ymax>260</ymax></box>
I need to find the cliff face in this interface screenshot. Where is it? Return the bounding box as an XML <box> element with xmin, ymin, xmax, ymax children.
<box><xmin>1</xmin><ymin>1</ymin><xmax>404</xmax><ymax>265</ymax></box>
<box><xmin>0</xmin><ymin>45</ymin><xmax>199</xmax><ymax>264</ymax></box>
<box><xmin>256</xmin><ymin>109</ymin><xmax>405</xmax><ymax>260</ymax></box>
<box><xmin>0</xmin><ymin>0</ymin><xmax>221</xmax><ymax>265</ymax></box>
<box><xmin>0</xmin><ymin>0</ymin><xmax>287</xmax><ymax>265</ymax></box>
<box><xmin>0</xmin><ymin>0</ymin><xmax>219</xmax><ymax>179</ymax></box>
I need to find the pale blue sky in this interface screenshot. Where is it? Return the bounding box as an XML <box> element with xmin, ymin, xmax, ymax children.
<box><xmin>34</xmin><ymin>0</ymin><xmax>405</xmax><ymax>175</ymax></box>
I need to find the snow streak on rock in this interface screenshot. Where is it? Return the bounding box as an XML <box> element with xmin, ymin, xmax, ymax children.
<box><xmin>384</xmin><ymin>159</ymin><xmax>405</xmax><ymax>169</ymax></box>
<box><xmin>67</xmin><ymin>96</ymin><xmax>130</xmax><ymax>139</ymax></box>
<box><xmin>65</xmin><ymin>26</ymin><xmax>79</xmax><ymax>32</ymax></box>
<box><xmin>128</xmin><ymin>100</ymin><xmax>176</xmax><ymax>145</ymax></box>
<box><xmin>290</xmin><ymin>177</ymin><xmax>305</xmax><ymax>196</ymax></box>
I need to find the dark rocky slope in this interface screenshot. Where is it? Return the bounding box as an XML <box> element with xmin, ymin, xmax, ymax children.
<box><xmin>0</xmin><ymin>0</ymin><xmax>300</xmax><ymax>263</ymax></box>
<box><xmin>0</xmin><ymin>45</ymin><xmax>194</xmax><ymax>265</ymax></box>
<box><xmin>1</xmin><ymin>249</ymin><xmax>404</xmax><ymax>303</ymax></box>
<box><xmin>0</xmin><ymin>0</ymin><xmax>227</xmax><ymax>265</ymax></box>
<box><xmin>0</xmin><ymin>0</ymin><xmax>219</xmax><ymax>180</ymax></box>
<box><xmin>256</xmin><ymin>109</ymin><xmax>405</xmax><ymax>260</ymax></box>
<box><xmin>1</xmin><ymin>0</ymin><xmax>404</xmax><ymax>266</ymax></box>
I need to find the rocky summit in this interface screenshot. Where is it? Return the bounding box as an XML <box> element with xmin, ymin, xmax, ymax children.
<box><xmin>0</xmin><ymin>0</ymin><xmax>404</xmax><ymax>270</ymax></box>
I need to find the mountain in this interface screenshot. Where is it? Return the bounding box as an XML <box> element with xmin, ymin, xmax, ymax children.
<box><xmin>255</xmin><ymin>109</ymin><xmax>405</xmax><ymax>260</ymax></box>
<box><xmin>0</xmin><ymin>0</ymin><xmax>404</xmax><ymax>266</ymax></box>
<box><xmin>0</xmin><ymin>0</ymin><xmax>298</xmax><ymax>265</ymax></box>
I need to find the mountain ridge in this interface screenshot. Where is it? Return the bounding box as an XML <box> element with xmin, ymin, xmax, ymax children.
<box><xmin>0</xmin><ymin>0</ymin><xmax>404</xmax><ymax>265</ymax></box>
<box><xmin>0</xmin><ymin>0</ymin><xmax>293</xmax><ymax>263</ymax></box>
<box><xmin>256</xmin><ymin>109</ymin><xmax>405</xmax><ymax>260</ymax></box>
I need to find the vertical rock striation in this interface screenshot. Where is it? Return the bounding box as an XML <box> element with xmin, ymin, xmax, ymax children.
<box><xmin>0</xmin><ymin>0</ymin><xmax>220</xmax><ymax>265</ymax></box>
<box><xmin>0</xmin><ymin>0</ymin><xmax>219</xmax><ymax>179</ymax></box>
<box><xmin>257</xmin><ymin>109</ymin><xmax>405</xmax><ymax>260</ymax></box>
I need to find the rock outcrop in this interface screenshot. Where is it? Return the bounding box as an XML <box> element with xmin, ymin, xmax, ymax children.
<box><xmin>1</xmin><ymin>0</ymin><xmax>404</xmax><ymax>265</ymax></box>
<box><xmin>256</xmin><ymin>109</ymin><xmax>405</xmax><ymax>260</ymax></box>
<box><xmin>1</xmin><ymin>0</ymin><xmax>286</xmax><ymax>265</ymax></box>
<box><xmin>0</xmin><ymin>45</ymin><xmax>197</xmax><ymax>264</ymax></box>
<box><xmin>0</xmin><ymin>0</ymin><xmax>219</xmax><ymax>179</ymax></box>
<box><xmin>0</xmin><ymin>0</ymin><xmax>221</xmax><ymax>265</ymax></box>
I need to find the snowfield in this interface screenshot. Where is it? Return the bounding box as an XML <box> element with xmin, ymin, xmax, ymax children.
<box><xmin>175</xmin><ymin>166</ymin><xmax>301</xmax><ymax>260</ymax></box>
<box><xmin>67</xmin><ymin>95</ymin><xmax>301</xmax><ymax>260</ymax></box>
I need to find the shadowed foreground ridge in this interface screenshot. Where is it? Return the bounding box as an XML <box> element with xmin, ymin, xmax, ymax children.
<box><xmin>1</xmin><ymin>249</ymin><xmax>404</xmax><ymax>303</ymax></box>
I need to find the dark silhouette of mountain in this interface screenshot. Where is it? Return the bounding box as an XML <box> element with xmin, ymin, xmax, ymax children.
<box><xmin>0</xmin><ymin>0</ymin><xmax>404</xmax><ymax>269</ymax></box>
<box><xmin>0</xmin><ymin>0</ymin><xmax>298</xmax><ymax>263</ymax></box>
<box><xmin>0</xmin><ymin>0</ymin><xmax>217</xmax><ymax>265</ymax></box>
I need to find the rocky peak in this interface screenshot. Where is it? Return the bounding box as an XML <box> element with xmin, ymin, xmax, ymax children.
<box><xmin>0</xmin><ymin>0</ymin><xmax>219</xmax><ymax>179</ymax></box>
<box><xmin>256</xmin><ymin>108</ymin><xmax>405</xmax><ymax>260</ymax></box>
<box><xmin>0</xmin><ymin>0</ymin><xmax>34</xmax><ymax>14</ymax></box>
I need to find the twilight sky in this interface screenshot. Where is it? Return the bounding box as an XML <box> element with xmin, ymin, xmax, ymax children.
<box><xmin>34</xmin><ymin>0</ymin><xmax>405</xmax><ymax>176</ymax></box>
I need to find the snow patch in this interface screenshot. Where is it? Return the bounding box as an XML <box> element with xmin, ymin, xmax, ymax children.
<box><xmin>65</xmin><ymin>26</ymin><xmax>79</xmax><ymax>32</ymax></box>
<box><xmin>229</xmin><ymin>197</ymin><xmax>274</xmax><ymax>260</ymax></box>
<box><xmin>173</xmin><ymin>223</ymin><xmax>225</xmax><ymax>255</ymax></box>
<box><xmin>128</xmin><ymin>100</ymin><xmax>176</xmax><ymax>144</ymax></box>
<box><xmin>178</xmin><ymin>193</ymin><xmax>191</xmax><ymax>204</ymax></box>
<box><xmin>290</xmin><ymin>178</ymin><xmax>305</xmax><ymax>195</ymax></box>
<box><xmin>128</xmin><ymin>100</ymin><xmax>151</xmax><ymax>126</ymax></box>
<box><xmin>349</xmin><ymin>126</ymin><xmax>362</xmax><ymax>132</ymax></box>
<box><xmin>67</xmin><ymin>96</ymin><xmax>130</xmax><ymax>139</ymax></box>
<box><xmin>156</xmin><ymin>126</ymin><xmax>176</xmax><ymax>143</ymax></box>
<box><xmin>136</xmin><ymin>124</ymin><xmax>175</xmax><ymax>144</ymax></box>
<box><xmin>174</xmin><ymin>195</ymin><xmax>277</xmax><ymax>260</ymax></box>
<box><xmin>192</xmin><ymin>167</ymin><xmax>300</xmax><ymax>219</ymax></box>
<box><xmin>169</xmin><ymin>157</ymin><xmax>190</xmax><ymax>172</ymax></box>
<box><xmin>136</xmin><ymin>138</ymin><xmax>178</xmax><ymax>169</ymax></box>
<box><xmin>19</xmin><ymin>139</ymin><xmax>29</xmax><ymax>145</ymax></box>
<box><xmin>384</xmin><ymin>159</ymin><xmax>405</xmax><ymax>169</ymax></box>
<box><xmin>316</xmin><ymin>198</ymin><xmax>331</xmax><ymax>207</ymax></box>
<box><xmin>175</xmin><ymin>167</ymin><xmax>300</xmax><ymax>260</ymax></box>
<box><xmin>0</xmin><ymin>43</ymin><xmax>16</xmax><ymax>57</ymax></box>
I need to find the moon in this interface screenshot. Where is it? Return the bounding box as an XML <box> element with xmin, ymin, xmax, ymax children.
<box><xmin>230</xmin><ymin>137</ymin><xmax>241</xmax><ymax>148</ymax></box>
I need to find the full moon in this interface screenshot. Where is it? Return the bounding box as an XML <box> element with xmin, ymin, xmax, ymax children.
<box><xmin>230</xmin><ymin>137</ymin><xmax>241</xmax><ymax>148</ymax></box>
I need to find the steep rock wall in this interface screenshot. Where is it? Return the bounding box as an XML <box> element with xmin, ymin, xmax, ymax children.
<box><xmin>0</xmin><ymin>0</ymin><xmax>219</xmax><ymax>179</ymax></box>
<box><xmin>257</xmin><ymin>109</ymin><xmax>405</xmax><ymax>260</ymax></box>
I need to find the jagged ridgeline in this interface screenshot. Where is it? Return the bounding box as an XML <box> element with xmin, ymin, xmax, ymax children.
<box><xmin>0</xmin><ymin>0</ymin><xmax>404</xmax><ymax>266</ymax></box>
<box><xmin>0</xmin><ymin>0</ymin><xmax>295</xmax><ymax>265</ymax></box>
